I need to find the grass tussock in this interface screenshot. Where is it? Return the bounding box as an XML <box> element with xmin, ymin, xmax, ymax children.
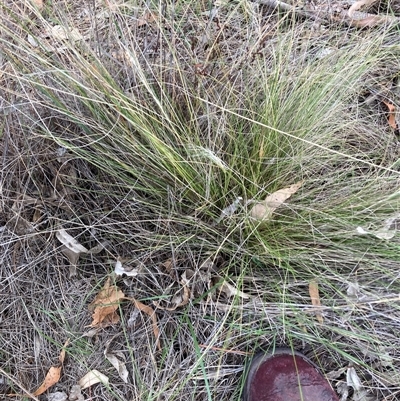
<box><xmin>1</xmin><ymin>1</ymin><xmax>400</xmax><ymax>400</ymax></box>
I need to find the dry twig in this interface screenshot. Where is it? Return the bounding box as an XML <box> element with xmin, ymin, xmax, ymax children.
<box><xmin>253</xmin><ymin>0</ymin><xmax>399</xmax><ymax>27</ymax></box>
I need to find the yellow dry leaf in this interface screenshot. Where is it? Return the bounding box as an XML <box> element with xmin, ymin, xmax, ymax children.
<box><xmin>78</xmin><ymin>369</ymin><xmax>109</xmax><ymax>390</ymax></box>
<box><xmin>309</xmin><ymin>280</ymin><xmax>323</xmax><ymax>324</ymax></box>
<box><xmin>250</xmin><ymin>181</ymin><xmax>303</xmax><ymax>221</ymax></box>
<box><xmin>33</xmin><ymin>339</ymin><xmax>69</xmax><ymax>396</ymax></box>
<box><xmin>219</xmin><ymin>281</ymin><xmax>250</xmax><ymax>299</ymax></box>
<box><xmin>33</xmin><ymin>366</ymin><xmax>61</xmax><ymax>396</ymax></box>
<box><xmin>89</xmin><ymin>278</ymin><xmax>125</xmax><ymax>327</ymax></box>
<box><xmin>50</xmin><ymin>26</ymin><xmax>83</xmax><ymax>42</ymax></box>
<box><xmin>131</xmin><ymin>298</ymin><xmax>161</xmax><ymax>350</ymax></box>
<box><xmin>264</xmin><ymin>181</ymin><xmax>303</xmax><ymax>209</ymax></box>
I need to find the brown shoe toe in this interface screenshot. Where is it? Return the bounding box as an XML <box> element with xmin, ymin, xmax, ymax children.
<box><xmin>243</xmin><ymin>349</ymin><xmax>340</xmax><ymax>401</ymax></box>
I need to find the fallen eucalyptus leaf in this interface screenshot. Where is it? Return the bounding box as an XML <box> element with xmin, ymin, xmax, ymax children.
<box><xmin>61</xmin><ymin>246</ymin><xmax>80</xmax><ymax>277</ymax></box>
<box><xmin>56</xmin><ymin>147</ymin><xmax>67</xmax><ymax>162</ymax></box>
<box><xmin>250</xmin><ymin>181</ymin><xmax>303</xmax><ymax>221</ymax></box>
<box><xmin>346</xmin><ymin>367</ymin><xmax>373</xmax><ymax>401</ymax></box>
<box><xmin>104</xmin><ymin>349</ymin><xmax>129</xmax><ymax>383</ymax></box>
<box><xmin>27</xmin><ymin>34</ymin><xmax>39</xmax><ymax>47</ymax></box>
<box><xmin>82</xmin><ymin>328</ymin><xmax>99</xmax><ymax>338</ymax></box>
<box><xmin>34</xmin><ymin>367</ymin><xmax>62</xmax><ymax>396</ymax></box>
<box><xmin>127</xmin><ymin>309</ymin><xmax>140</xmax><ymax>328</ymax></box>
<box><xmin>131</xmin><ymin>298</ymin><xmax>161</xmax><ymax>350</ymax></box>
<box><xmin>383</xmin><ymin>213</ymin><xmax>400</xmax><ymax>230</ymax></box>
<box><xmin>337</xmin><ymin>381</ymin><xmax>349</xmax><ymax>401</ymax></box>
<box><xmin>34</xmin><ymin>335</ymin><xmax>41</xmax><ymax>361</ymax></box>
<box><xmin>326</xmin><ymin>367</ymin><xmax>348</xmax><ymax>380</ymax></box>
<box><xmin>219</xmin><ymin>281</ymin><xmax>250</xmax><ymax>299</ymax></box>
<box><xmin>57</xmin><ymin>229</ymin><xmax>110</xmax><ymax>274</ymax></box>
<box><xmin>31</xmin><ymin>0</ymin><xmax>43</xmax><ymax>9</ymax></box>
<box><xmin>356</xmin><ymin>227</ymin><xmax>368</xmax><ymax>235</ymax></box>
<box><xmin>353</xmin><ymin>391</ymin><xmax>374</xmax><ymax>401</ymax></box>
<box><xmin>137</xmin><ymin>11</ymin><xmax>158</xmax><ymax>27</ymax></box>
<box><xmin>346</xmin><ymin>367</ymin><xmax>362</xmax><ymax>391</ymax></box>
<box><xmin>89</xmin><ymin>278</ymin><xmax>125</xmax><ymax>327</ymax></box>
<box><xmin>78</xmin><ymin>370</ymin><xmax>109</xmax><ymax>390</ymax></box>
<box><xmin>50</xmin><ymin>25</ymin><xmax>83</xmax><ymax>42</ymax></box>
<box><xmin>56</xmin><ymin>229</ymin><xmax>88</xmax><ymax>254</ymax></box>
<box><xmin>33</xmin><ymin>340</ymin><xmax>69</xmax><ymax>396</ymax></box>
<box><xmin>374</xmin><ymin>228</ymin><xmax>396</xmax><ymax>240</ymax></box>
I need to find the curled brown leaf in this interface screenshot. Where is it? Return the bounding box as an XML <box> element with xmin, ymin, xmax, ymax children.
<box><xmin>131</xmin><ymin>298</ymin><xmax>161</xmax><ymax>350</ymax></box>
<box><xmin>382</xmin><ymin>100</ymin><xmax>397</xmax><ymax>129</ymax></box>
<box><xmin>89</xmin><ymin>278</ymin><xmax>125</xmax><ymax>327</ymax></box>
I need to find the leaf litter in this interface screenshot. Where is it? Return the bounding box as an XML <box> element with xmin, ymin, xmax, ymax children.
<box><xmin>33</xmin><ymin>339</ymin><xmax>69</xmax><ymax>396</ymax></box>
<box><xmin>89</xmin><ymin>278</ymin><xmax>125</xmax><ymax>328</ymax></box>
<box><xmin>48</xmin><ymin>25</ymin><xmax>83</xmax><ymax>42</ymax></box>
<box><xmin>356</xmin><ymin>212</ymin><xmax>400</xmax><ymax>240</ymax></box>
<box><xmin>348</xmin><ymin>0</ymin><xmax>378</xmax><ymax>18</ymax></box>
<box><xmin>153</xmin><ymin>270</ymin><xmax>191</xmax><ymax>311</ymax></box>
<box><xmin>30</xmin><ymin>0</ymin><xmax>43</xmax><ymax>9</ymax></box>
<box><xmin>78</xmin><ymin>370</ymin><xmax>109</xmax><ymax>390</ymax></box>
<box><xmin>4</xmin><ymin>2</ymin><xmax>400</xmax><ymax>400</ymax></box>
<box><xmin>382</xmin><ymin>100</ymin><xmax>397</xmax><ymax>129</ymax></box>
<box><xmin>56</xmin><ymin>229</ymin><xmax>88</xmax><ymax>254</ymax></box>
<box><xmin>156</xmin><ymin>256</ymin><xmax>250</xmax><ymax>311</ymax></box>
<box><xmin>345</xmin><ymin>367</ymin><xmax>374</xmax><ymax>401</ymax></box>
<box><xmin>56</xmin><ymin>227</ymin><xmax>109</xmax><ymax>276</ymax></box>
<box><xmin>130</xmin><ymin>298</ymin><xmax>161</xmax><ymax>350</ymax></box>
<box><xmin>346</xmin><ymin>282</ymin><xmax>360</xmax><ymax>298</ymax></box>
<box><xmin>250</xmin><ymin>181</ymin><xmax>303</xmax><ymax>221</ymax></box>
<box><xmin>219</xmin><ymin>280</ymin><xmax>250</xmax><ymax>299</ymax></box>
<box><xmin>88</xmin><ymin>277</ymin><xmax>161</xmax><ymax>349</ymax></box>
<box><xmin>104</xmin><ymin>337</ymin><xmax>129</xmax><ymax>383</ymax></box>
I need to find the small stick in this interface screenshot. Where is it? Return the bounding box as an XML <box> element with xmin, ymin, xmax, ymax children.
<box><xmin>253</xmin><ymin>0</ymin><xmax>400</xmax><ymax>28</ymax></box>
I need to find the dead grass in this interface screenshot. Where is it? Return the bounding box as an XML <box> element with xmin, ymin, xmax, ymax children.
<box><xmin>1</xmin><ymin>1</ymin><xmax>400</xmax><ymax>400</ymax></box>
